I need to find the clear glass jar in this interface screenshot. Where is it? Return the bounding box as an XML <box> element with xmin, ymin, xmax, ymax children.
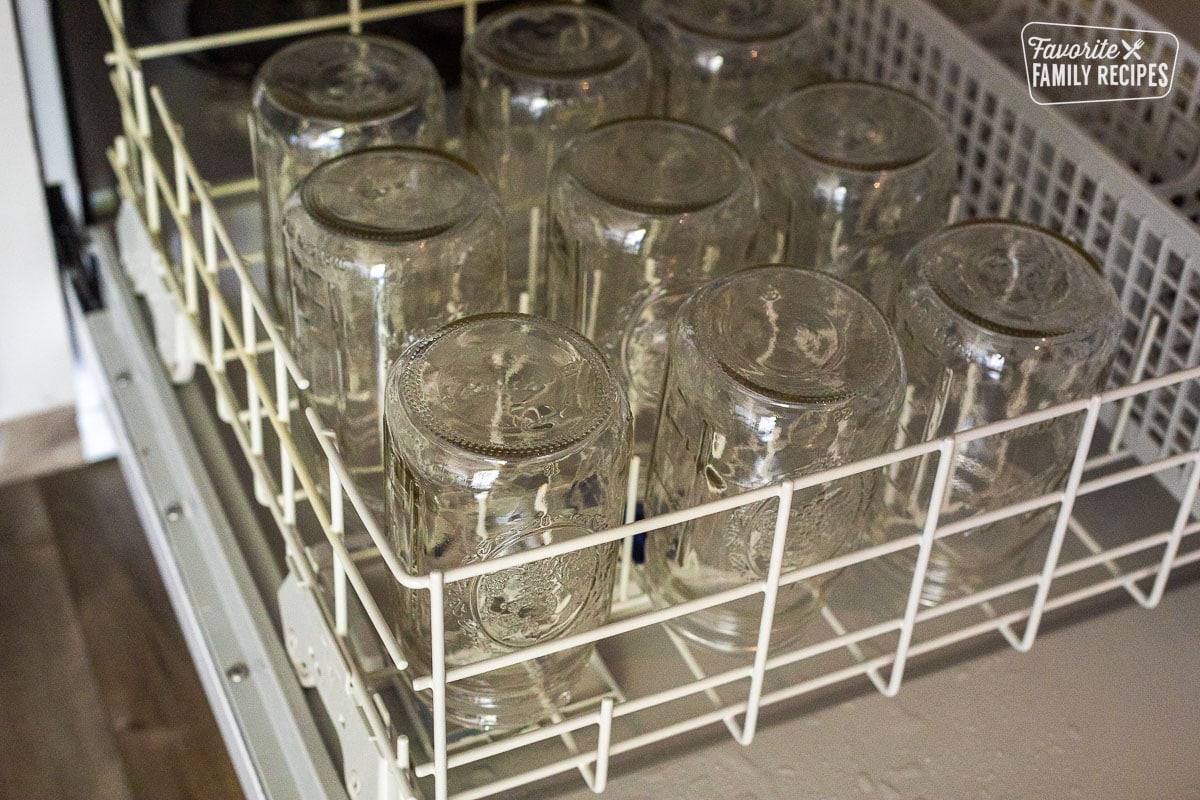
<box><xmin>748</xmin><ymin>81</ymin><xmax>956</xmax><ymax>309</ymax></box>
<box><xmin>638</xmin><ymin>0</ymin><xmax>826</xmax><ymax>143</ymax></box>
<box><xmin>462</xmin><ymin>5</ymin><xmax>652</xmax><ymax>313</ymax></box>
<box><xmin>644</xmin><ymin>266</ymin><xmax>906</xmax><ymax>652</ymax></box>
<box><xmin>385</xmin><ymin>313</ymin><xmax>632</xmax><ymax>731</ymax></box>
<box><xmin>873</xmin><ymin>220</ymin><xmax>1123</xmax><ymax>605</ymax></box>
<box><xmin>253</xmin><ymin>34</ymin><xmax>446</xmax><ymax>327</ymax></box>
<box><xmin>283</xmin><ymin>147</ymin><xmax>506</xmax><ymax>521</ymax></box>
<box><xmin>546</xmin><ymin>118</ymin><xmax>758</xmax><ymax>491</ymax></box>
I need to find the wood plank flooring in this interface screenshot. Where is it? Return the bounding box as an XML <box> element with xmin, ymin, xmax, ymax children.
<box><xmin>0</xmin><ymin>460</ymin><xmax>244</xmax><ymax>800</ymax></box>
<box><xmin>0</xmin><ymin>406</ymin><xmax>85</xmax><ymax>488</ymax></box>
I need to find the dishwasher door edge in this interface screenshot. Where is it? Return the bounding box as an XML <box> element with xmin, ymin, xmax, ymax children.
<box><xmin>68</xmin><ymin>225</ymin><xmax>348</xmax><ymax>800</ymax></box>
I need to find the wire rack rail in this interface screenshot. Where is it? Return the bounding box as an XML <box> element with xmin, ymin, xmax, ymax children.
<box><xmin>99</xmin><ymin>1</ymin><xmax>1200</xmax><ymax>799</ymax></box>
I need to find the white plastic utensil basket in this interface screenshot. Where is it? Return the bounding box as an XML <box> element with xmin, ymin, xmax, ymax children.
<box><xmin>930</xmin><ymin>0</ymin><xmax>1200</xmax><ymax>223</ymax></box>
<box><xmin>99</xmin><ymin>1</ymin><xmax>1200</xmax><ymax>799</ymax></box>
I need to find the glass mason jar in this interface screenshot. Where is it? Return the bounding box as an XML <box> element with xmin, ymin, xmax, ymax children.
<box><xmin>385</xmin><ymin>313</ymin><xmax>632</xmax><ymax>731</ymax></box>
<box><xmin>545</xmin><ymin>118</ymin><xmax>759</xmax><ymax>489</ymax></box>
<box><xmin>638</xmin><ymin>0</ymin><xmax>826</xmax><ymax>143</ymax></box>
<box><xmin>283</xmin><ymin>147</ymin><xmax>506</xmax><ymax>522</ymax></box>
<box><xmin>643</xmin><ymin>266</ymin><xmax>906</xmax><ymax>652</ymax></box>
<box><xmin>253</xmin><ymin>34</ymin><xmax>446</xmax><ymax>328</ymax></box>
<box><xmin>462</xmin><ymin>5</ymin><xmax>652</xmax><ymax>314</ymax></box>
<box><xmin>873</xmin><ymin>220</ymin><xmax>1123</xmax><ymax>606</ymax></box>
<box><xmin>748</xmin><ymin>81</ymin><xmax>956</xmax><ymax>309</ymax></box>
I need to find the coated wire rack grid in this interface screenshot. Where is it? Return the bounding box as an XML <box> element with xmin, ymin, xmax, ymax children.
<box><xmin>99</xmin><ymin>1</ymin><xmax>1200</xmax><ymax>799</ymax></box>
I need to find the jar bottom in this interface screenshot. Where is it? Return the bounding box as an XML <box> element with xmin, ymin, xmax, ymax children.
<box><xmin>868</xmin><ymin>514</ymin><xmax>1049</xmax><ymax>607</ymax></box>
<box><xmin>410</xmin><ymin>646</ymin><xmax>595</xmax><ymax>732</ymax></box>
<box><xmin>654</xmin><ymin>581</ymin><xmax>825</xmax><ymax>654</ymax></box>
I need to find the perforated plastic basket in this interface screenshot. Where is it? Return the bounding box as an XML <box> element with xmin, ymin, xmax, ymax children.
<box><xmin>928</xmin><ymin>0</ymin><xmax>1200</xmax><ymax>223</ymax></box>
<box><xmin>831</xmin><ymin>0</ymin><xmax>1200</xmax><ymax>497</ymax></box>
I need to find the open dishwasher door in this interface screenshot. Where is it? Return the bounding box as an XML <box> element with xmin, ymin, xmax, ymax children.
<box><xmin>68</xmin><ymin>226</ymin><xmax>348</xmax><ymax>800</ymax></box>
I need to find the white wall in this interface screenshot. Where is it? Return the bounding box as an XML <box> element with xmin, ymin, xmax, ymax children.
<box><xmin>0</xmin><ymin>0</ymin><xmax>74</xmax><ymax>423</ymax></box>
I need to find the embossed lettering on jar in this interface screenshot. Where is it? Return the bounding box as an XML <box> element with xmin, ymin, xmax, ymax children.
<box><xmin>643</xmin><ymin>267</ymin><xmax>906</xmax><ymax>652</ymax></box>
<box><xmin>385</xmin><ymin>313</ymin><xmax>631</xmax><ymax>731</ymax></box>
<box><xmin>747</xmin><ymin>81</ymin><xmax>955</xmax><ymax>309</ymax></box>
<box><xmin>284</xmin><ymin>147</ymin><xmax>506</xmax><ymax>522</ymax></box>
<box><xmin>462</xmin><ymin>5</ymin><xmax>651</xmax><ymax>313</ymax></box>
<box><xmin>639</xmin><ymin>0</ymin><xmax>826</xmax><ymax>143</ymax></box>
<box><xmin>252</xmin><ymin>34</ymin><xmax>446</xmax><ymax>327</ymax></box>
<box><xmin>872</xmin><ymin>220</ymin><xmax>1123</xmax><ymax>606</ymax></box>
<box><xmin>546</xmin><ymin>118</ymin><xmax>759</xmax><ymax>491</ymax></box>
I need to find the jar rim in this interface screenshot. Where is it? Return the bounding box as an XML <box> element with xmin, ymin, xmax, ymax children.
<box><xmin>909</xmin><ymin>218</ymin><xmax>1117</xmax><ymax>341</ymax></box>
<box><xmin>468</xmin><ymin>4</ymin><xmax>646</xmax><ymax>81</ymax></box>
<box><xmin>689</xmin><ymin>265</ymin><xmax>903</xmax><ymax>407</ymax></box>
<box><xmin>299</xmin><ymin>146</ymin><xmax>491</xmax><ymax>243</ymax></box>
<box><xmin>557</xmin><ymin>117</ymin><xmax>752</xmax><ymax>216</ymax></box>
<box><xmin>258</xmin><ymin>33</ymin><xmax>435</xmax><ymax>124</ymax></box>
<box><xmin>646</xmin><ymin>0</ymin><xmax>815</xmax><ymax>44</ymax></box>
<box><xmin>766</xmin><ymin>80</ymin><xmax>950</xmax><ymax>174</ymax></box>
<box><xmin>389</xmin><ymin>313</ymin><xmax>624</xmax><ymax>460</ymax></box>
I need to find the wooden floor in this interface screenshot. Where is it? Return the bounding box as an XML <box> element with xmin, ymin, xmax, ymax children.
<box><xmin>0</xmin><ymin>460</ymin><xmax>244</xmax><ymax>800</ymax></box>
<box><xmin>0</xmin><ymin>406</ymin><xmax>85</xmax><ymax>487</ymax></box>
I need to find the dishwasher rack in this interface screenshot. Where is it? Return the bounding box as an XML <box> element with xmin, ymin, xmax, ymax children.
<box><xmin>98</xmin><ymin>1</ymin><xmax>1200</xmax><ymax>799</ymax></box>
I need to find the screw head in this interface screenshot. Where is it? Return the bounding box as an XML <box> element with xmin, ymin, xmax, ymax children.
<box><xmin>164</xmin><ymin>503</ymin><xmax>184</xmax><ymax>522</ymax></box>
<box><xmin>226</xmin><ymin>662</ymin><xmax>250</xmax><ymax>683</ymax></box>
<box><xmin>114</xmin><ymin>371</ymin><xmax>132</xmax><ymax>386</ymax></box>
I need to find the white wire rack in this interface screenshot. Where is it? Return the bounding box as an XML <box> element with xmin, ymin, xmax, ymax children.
<box><xmin>99</xmin><ymin>1</ymin><xmax>1200</xmax><ymax>799</ymax></box>
<box><xmin>929</xmin><ymin>0</ymin><xmax>1200</xmax><ymax>223</ymax></box>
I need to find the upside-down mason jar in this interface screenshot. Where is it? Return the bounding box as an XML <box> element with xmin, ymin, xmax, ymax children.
<box><xmin>546</xmin><ymin>117</ymin><xmax>759</xmax><ymax>489</ymax></box>
<box><xmin>283</xmin><ymin>147</ymin><xmax>506</xmax><ymax>522</ymax></box>
<box><xmin>872</xmin><ymin>220</ymin><xmax>1122</xmax><ymax>606</ymax></box>
<box><xmin>253</xmin><ymin>34</ymin><xmax>446</xmax><ymax>328</ymax></box>
<box><xmin>748</xmin><ymin>81</ymin><xmax>956</xmax><ymax>309</ymax></box>
<box><xmin>644</xmin><ymin>266</ymin><xmax>906</xmax><ymax>652</ymax></box>
<box><xmin>463</xmin><ymin>4</ymin><xmax>652</xmax><ymax>313</ymax></box>
<box><xmin>639</xmin><ymin>0</ymin><xmax>826</xmax><ymax>143</ymax></box>
<box><xmin>386</xmin><ymin>313</ymin><xmax>632</xmax><ymax>730</ymax></box>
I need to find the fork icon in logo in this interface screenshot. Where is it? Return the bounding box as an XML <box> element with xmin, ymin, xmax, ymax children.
<box><xmin>1122</xmin><ymin>38</ymin><xmax>1145</xmax><ymax>60</ymax></box>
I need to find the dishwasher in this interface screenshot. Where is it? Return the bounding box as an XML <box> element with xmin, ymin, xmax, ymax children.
<box><xmin>59</xmin><ymin>0</ymin><xmax>1200</xmax><ymax>798</ymax></box>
